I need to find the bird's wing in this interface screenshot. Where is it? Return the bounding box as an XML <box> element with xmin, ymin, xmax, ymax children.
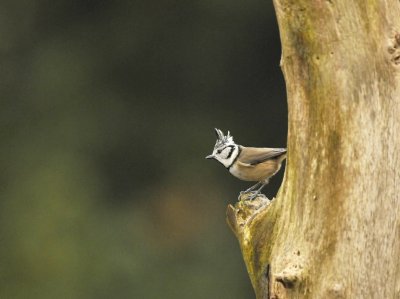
<box><xmin>239</xmin><ymin>147</ymin><xmax>287</xmax><ymax>165</ymax></box>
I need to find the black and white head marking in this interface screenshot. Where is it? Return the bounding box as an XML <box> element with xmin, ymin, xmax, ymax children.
<box><xmin>206</xmin><ymin>128</ymin><xmax>240</xmax><ymax>168</ymax></box>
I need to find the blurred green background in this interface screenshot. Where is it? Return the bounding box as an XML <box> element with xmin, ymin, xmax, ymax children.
<box><xmin>0</xmin><ymin>1</ymin><xmax>287</xmax><ymax>298</ymax></box>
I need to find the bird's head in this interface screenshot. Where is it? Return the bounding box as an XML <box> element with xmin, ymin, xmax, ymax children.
<box><xmin>206</xmin><ymin>128</ymin><xmax>239</xmax><ymax>168</ymax></box>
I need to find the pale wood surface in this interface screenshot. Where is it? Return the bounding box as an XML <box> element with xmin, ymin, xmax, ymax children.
<box><xmin>228</xmin><ymin>1</ymin><xmax>400</xmax><ymax>298</ymax></box>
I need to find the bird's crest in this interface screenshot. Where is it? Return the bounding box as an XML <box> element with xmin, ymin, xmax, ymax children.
<box><xmin>214</xmin><ymin>128</ymin><xmax>234</xmax><ymax>148</ymax></box>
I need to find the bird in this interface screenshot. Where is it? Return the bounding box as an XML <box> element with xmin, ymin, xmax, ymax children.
<box><xmin>206</xmin><ymin>128</ymin><xmax>286</xmax><ymax>200</ymax></box>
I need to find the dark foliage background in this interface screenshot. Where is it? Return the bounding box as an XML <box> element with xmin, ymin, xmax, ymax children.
<box><xmin>0</xmin><ymin>0</ymin><xmax>286</xmax><ymax>298</ymax></box>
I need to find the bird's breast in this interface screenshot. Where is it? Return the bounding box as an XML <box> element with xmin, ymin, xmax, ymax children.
<box><xmin>229</xmin><ymin>160</ymin><xmax>280</xmax><ymax>182</ymax></box>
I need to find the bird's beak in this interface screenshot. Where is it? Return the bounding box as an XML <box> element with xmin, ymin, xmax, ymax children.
<box><xmin>205</xmin><ymin>154</ymin><xmax>215</xmax><ymax>159</ymax></box>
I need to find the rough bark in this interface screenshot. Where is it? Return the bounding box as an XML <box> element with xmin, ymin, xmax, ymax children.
<box><xmin>227</xmin><ymin>1</ymin><xmax>400</xmax><ymax>298</ymax></box>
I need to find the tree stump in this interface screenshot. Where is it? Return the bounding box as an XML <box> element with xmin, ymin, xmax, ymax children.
<box><xmin>227</xmin><ymin>1</ymin><xmax>400</xmax><ymax>298</ymax></box>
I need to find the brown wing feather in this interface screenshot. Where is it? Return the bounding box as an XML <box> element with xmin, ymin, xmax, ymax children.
<box><xmin>239</xmin><ymin>146</ymin><xmax>287</xmax><ymax>165</ymax></box>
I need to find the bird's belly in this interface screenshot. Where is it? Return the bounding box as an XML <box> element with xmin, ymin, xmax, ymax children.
<box><xmin>229</xmin><ymin>161</ymin><xmax>280</xmax><ymax>182</ymax></box>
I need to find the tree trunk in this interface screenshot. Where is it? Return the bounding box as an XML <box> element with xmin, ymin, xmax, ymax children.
<box><xmin>227</xmin><ymin>1</ymin><xmax>400</xmax><ymax>298</ymax></box>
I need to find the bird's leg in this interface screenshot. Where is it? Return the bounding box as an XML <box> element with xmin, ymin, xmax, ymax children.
<box><xmin>247</xmin><ymin>181</ymin><xmax>268</xmax><ymax>200</ymax></box>
<box><xmin>241</xmin><ymin>181</ymin><xmax>262</xmax><ymax>194</ymax></box>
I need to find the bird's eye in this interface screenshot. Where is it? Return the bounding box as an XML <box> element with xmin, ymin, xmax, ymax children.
<box><xmin>217</xmin><ymin>149</ymin><xmax>222</xmax><ymax>154</ymax></box>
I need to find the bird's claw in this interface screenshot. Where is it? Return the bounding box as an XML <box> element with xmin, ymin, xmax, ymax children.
<box><xmin>238</xmin><ymin>191</ymin><xmax>260</xmax><ymax>201</ymax></box>
<box><xmin>247</xmin><ymin>192</ymin><xmax>260</xmax><ymax>201</ymax></box>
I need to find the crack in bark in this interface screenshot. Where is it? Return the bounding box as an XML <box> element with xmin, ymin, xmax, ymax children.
<box><xmin>265</xmin><ymin>264</ymin><xmax>271</xmax><ymax>299</ymax></box>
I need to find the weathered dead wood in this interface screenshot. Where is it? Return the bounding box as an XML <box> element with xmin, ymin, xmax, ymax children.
<box><xmin>228</xmin><ymin>1</ymin><xmax>400</xmax><ymax>298</ymax></box>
